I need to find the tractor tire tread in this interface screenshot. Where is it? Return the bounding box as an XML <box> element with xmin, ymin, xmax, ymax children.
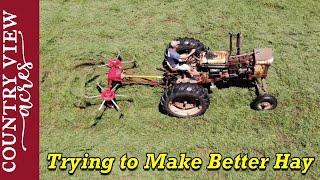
<box><xmin>160</xmin><ymin>83</ymin><xmax>210</xmax><ymax>118</ymax></box>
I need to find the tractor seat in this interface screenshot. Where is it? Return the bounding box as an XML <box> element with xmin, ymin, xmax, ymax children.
<box><xmin>164</xmin><ymin>46</ymin><xmax>188</xmax><ymax>73</ymax></box>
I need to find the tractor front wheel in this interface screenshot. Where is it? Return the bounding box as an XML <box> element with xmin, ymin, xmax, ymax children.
<box><xmin>160</xmin><ymin>83</ymin><xmax>210</xmax><ymax>118</ymax></box>
<box><xmin>251</xmin><ymin>94</ymin><xmax>277</xmax><ymax>110</ymax></box>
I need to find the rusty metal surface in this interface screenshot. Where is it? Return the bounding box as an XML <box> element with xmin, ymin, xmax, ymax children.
<box><xmin>253</xmin><ymin>65</ymin><xmax>269</xmax><ymax>78</ymax></box>
<box><xmin>227</xmin><ymin>53</ymin><xmax>253</xmax><ymax>66</ymax></box>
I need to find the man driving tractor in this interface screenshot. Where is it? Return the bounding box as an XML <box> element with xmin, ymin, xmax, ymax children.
<box><xmin>167</xmin><ymin>40</ymin><xmax>199</xmax><ymax>77</ymax></box>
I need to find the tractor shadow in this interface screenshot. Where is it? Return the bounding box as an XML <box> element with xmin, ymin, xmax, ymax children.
<box><xmin>214</xmin><ymin>79</ymin><xmax>262</xmax><ymax>110</ymax></box>
<box><xmin>213</xmin><ymin>79</ymin><xmax>256</xmax><ymax>90</ymax></box>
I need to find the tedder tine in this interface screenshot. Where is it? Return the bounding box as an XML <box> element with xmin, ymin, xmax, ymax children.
<box><xmin>111</xmin><ymin>99</ymin><xmax>124</xmax><ymax>119</ymax></box>
<box><xmin>115</xmin><ymin>94</ymin><xmax>128</xmax><ymax>98</ymax></box>
<box><xmin>84</xmin><ymin>95</ymin><xmax>100</xmax><ymax>99</ymax></box>
<box><xmin>99</xmin><ymin>100</ymin><xmax>106</xmax><ymax>110</ymax></box>
<box><xmin>97</xmin><ymin>64</ymin><xmax>109</xmax><ymax>68</ymax></box>
<box><xmin>111</xmin><ymin>83</ymin><xmax>120</xmax><ymax>91</ymax></box>
<box><xmin>96</xmin><ymin>83</ymin><xmax>105</xmax><ymax>91</ymax></box>
<box><xmin>116</xmin><ymin>51</ymin><xmax>121</xmax><ymax>59</ymax></box>
<box><xmin>121</xmin><ymin>60</ymin><xmax>135</xmax><ymax>64</ymax></box>
<box><xmin>111</xmin><ymin>99</ymin><xmax>120</xmax><ymax>112</ymax></box>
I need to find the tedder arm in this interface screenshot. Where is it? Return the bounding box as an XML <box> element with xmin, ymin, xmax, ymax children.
<box><xmin>78</xmin><ymin>56</ymin><xmax>163</xmax><ymax>122</ymax></box>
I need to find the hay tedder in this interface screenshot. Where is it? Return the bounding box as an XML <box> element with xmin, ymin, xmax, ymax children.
<box><xmin>76</xmin><ymin>33</ymin><xmax>277</xmax><ymax>119</ymax></box>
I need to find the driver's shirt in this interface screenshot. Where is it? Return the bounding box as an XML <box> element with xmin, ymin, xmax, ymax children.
<box><xmin>167</xmin><ymin>48</ymin><xmax>181</xmax><ymax>68</ymax></box>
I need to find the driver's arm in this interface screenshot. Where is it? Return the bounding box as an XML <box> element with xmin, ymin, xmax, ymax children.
<box><xmin>180</xmin><ymin>49</ymin><xmax>196</xmax><ymax>59</ymax></box>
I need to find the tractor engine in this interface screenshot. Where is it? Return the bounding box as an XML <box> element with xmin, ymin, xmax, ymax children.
<box><xmin>198</xmin><ymin>48</ymin><xmax>274</xmax><ymax>83</ymax></box>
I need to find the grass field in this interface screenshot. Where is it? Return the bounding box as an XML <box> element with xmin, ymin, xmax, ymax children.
<box><xmin>40</xmin><ymin>0</ymin><xmax>320</xmax><ymax>179</ymax></box>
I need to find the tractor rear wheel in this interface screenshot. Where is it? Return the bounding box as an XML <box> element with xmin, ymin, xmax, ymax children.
<box><xmin>175</xmin><ymin>37</ymin><xmax>208</xmax><ymax>55</ymax></box>
<box><xmin>160</xmin><ymin>83</ymin><xmax>210</xmax><ymax>118</ymax></box>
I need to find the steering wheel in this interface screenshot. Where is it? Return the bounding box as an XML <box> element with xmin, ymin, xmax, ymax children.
<box><xmin>185</xmin><ymin>55</ymin><xmax>197</xmax><ymax>64</ymax></box>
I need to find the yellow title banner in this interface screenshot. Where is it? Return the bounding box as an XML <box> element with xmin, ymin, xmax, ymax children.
<box><xmin>47</xmin><ymin>153</ymin><xmax>315</xmax><ymax>175</ymax></box>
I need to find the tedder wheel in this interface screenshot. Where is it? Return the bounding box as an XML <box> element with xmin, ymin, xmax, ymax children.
<box><xmin>160</xmin><ymin>83</ymin><xmax>210</xmax><ymax>118</ymax></box>
<box><xmin>251</xmin><ymin>94</ymin><xmax>277</xmax><ymax>110</ymax></box>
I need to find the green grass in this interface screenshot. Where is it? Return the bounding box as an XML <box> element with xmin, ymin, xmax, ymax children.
<box><xmin>40</xmin><ymin>0</ymin><xmax>320</xmax><ymax>179</ymax></box>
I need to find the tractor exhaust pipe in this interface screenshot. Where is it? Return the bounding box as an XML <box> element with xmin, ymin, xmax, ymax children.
<box><xmin>229</xmin><ymin>32</ymin><xmax>241</xmax><ymax>55</ymax></box>
<box><xmin>236</xmin><ymin>32</ymin><xmax>241</xmax><ymax>55</ymax></box>
<box><xmin>229</xmin><ymin>32</ymin><xmax>233</xmax><ymax>55</ymax></box>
